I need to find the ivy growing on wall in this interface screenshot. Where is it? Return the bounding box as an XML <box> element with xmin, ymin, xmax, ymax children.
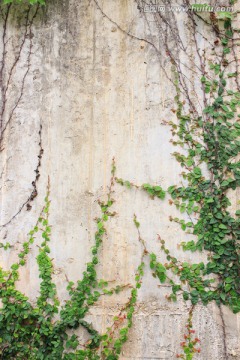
<box><xmin>0</xmin><ymin>0</ymin><xmax>239</xmax><ymax>359</ymax></box>
<box><xmin>2</xmin><ymin>0</ymin><xmax>45</xmax><ymax>5</ymax></box>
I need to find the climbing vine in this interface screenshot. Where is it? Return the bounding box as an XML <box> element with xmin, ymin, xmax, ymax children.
<box><xmin>176</xmin><ymin>306</ymin><xmax>201</xmax><ymax>359</ymax></box>
<box><xmin>0</xmin><ymin>167</ymin><xmax>137</xmax><ymax>359</ymax></box>
<box><xmin>116</xmin><ymin>3</ymin><xmax>240</xmax><ymax>313</ymax></box>
<box><xmin>2</xmin><ymin>0</ymin><xmax>45</xmax><ymax>5</ymax></box>
<box><xmin>0</xmin><ymin>0</ymin><xmax>239</xmax><ymax>359</ymax></box>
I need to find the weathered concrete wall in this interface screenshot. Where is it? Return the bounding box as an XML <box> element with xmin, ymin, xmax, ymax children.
<box><xmin>0</xmin><ymin>1</ymin><xmax>239</xmax><ymax>359</ymax></box>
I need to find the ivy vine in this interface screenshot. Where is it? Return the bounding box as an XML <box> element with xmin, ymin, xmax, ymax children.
<box><xmin>2</xmin><ymin>0</ymin><xmax>45</xmax><ymax>5</ymax></box>
<box><xmin>0</xmin><ymin>1</ymin><xmax>239</xmax><ymax>359</ymax></box>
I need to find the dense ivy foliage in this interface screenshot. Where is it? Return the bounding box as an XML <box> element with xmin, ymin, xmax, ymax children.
<box><xmin>2</xmin><ymin>0</ymin><xmax>45</xmax><ymax>4</ymax></box>
<box><xmin>117</xmin><ymin>7</ymin><xmax>240</xmax><ymax>315</ymax></box>
<box><xmin>0</xmin><ymin>1</ymin><xmax>239</xmax><ymax>359</ymax></box>
<box><xmin>0</xmin><ymin>170</ymin><xmax>136</xmax><ymax>359</ymax></box>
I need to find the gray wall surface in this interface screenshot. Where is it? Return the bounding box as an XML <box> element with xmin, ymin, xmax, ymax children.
<box><xmin>0</xmin><ymin>1</ymin><xmax>239</xmax><ymax>359</ymax></box>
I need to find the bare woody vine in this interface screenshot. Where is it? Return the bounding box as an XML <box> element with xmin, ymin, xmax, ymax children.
<box><xmin>0</xmin><ymin>1</ymin><xmax>239</xmax><ymax>359</ymax></box>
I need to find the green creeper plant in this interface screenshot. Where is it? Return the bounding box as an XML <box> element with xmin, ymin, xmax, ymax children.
<box><xmin>116</xmin><ymin>5</ymin><xmax>240</xmax><ymax>315</ymax></box>
<box><xmin>0</xmin><ymin>1</ymin><xmax>239</xmax><ymax>359</ymax></box>
<box><xmin>0</xmin><ymin>164</ymin><xmax>146</xmax><ymax>359</ymax></box>
<box><xmin>2</xmin><ymin>0</ymin><xmax>45</xmax><ymax>4</ymax></box>
<box><xmin>176</xmin><ymin>306</ymin><xmax>201</xmax><ymax>360</ymax></box>
<box><xmin>114</xmin><ymin>4</ymin><xmax>240</xmax><ymax>357</ymax></box>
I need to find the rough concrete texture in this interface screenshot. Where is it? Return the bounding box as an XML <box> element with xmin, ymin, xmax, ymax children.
<box><xmin>0</xmin><ymin>0</ymin><xmax>239</xmax><ymax>359</ymax></box>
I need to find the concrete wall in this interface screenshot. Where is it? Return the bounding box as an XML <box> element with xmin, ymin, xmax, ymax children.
<box><xmin>0</xmin><ymin>1</ymin><xmax>239</xmax><ymax>359</ymax></box>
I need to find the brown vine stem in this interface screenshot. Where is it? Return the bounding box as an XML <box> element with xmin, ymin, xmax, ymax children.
<box><xmin>133</xmin><ymin>214</ymin><xmax>148</xmax><ymax>257</ymax></box>
<box><xmin>0</xmin><ymin>6</ymin><xmax>31</xmax><ymax>133</ymax></box>
<box><xmin>219</xmin><ymin>304</ymin><xmax>228</xmax><ymax>360</ymax></box>
<box><xmin>0</xmin><ymin>5</ymin><xmax>39</xmax><ymax>144</ymax></box>
<box><xmin>137</xmin><ymin>0</ymin><xmax>206</xmax><ymax>113</ymax></box>
<box><xmin>92</xmin><ymin>0</ymin><xmax>186</xmax><ymax>95</ymax></box>
<box><xmin>153</xmin><ymin>9</ymin><xmax>204</xmax><ymax>102</ymax></box>
<box><xmin>92</xmin><ymin>0</ymin><xmax>159</xmax><ymax>53</ymax></box>
<box><xmin>0</xmin><ymin>5</ymin><xmax>42</xmax><ymax>227</ymax></box>
<box><xmin>231</xmin><ymin>31</ymin><xmax>240</xmax><ymax>92</ymax></box>
<box><xmin>0</xmin><ymin>122</ymin><xmax>43</xmax><ymax>227</ymax></box>
<box><xmin>0</xmin><ymin>4</ymin><xmax>11</xmax><ymax>137</ymax></box>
